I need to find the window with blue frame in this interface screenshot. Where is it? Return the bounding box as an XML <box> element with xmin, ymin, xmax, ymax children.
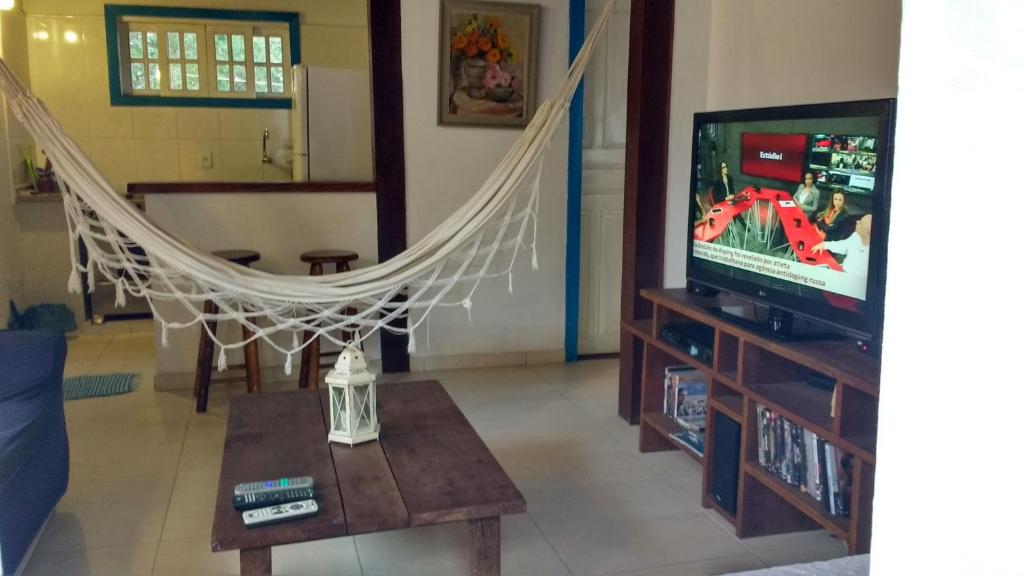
<box><xmin>105</xmin><ymin>6</ymin><xmax>301</xmax><ymax>108</ymax></box>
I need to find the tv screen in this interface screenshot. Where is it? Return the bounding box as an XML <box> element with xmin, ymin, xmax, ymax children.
<box><xmin>687</xmin><ymin>99</ymin><xmax>896</xmax><ymax>340</ymax></box>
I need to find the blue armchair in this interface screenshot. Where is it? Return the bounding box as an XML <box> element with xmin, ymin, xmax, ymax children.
<box><xmin>0</xmin><ymin>331</ymin><xmax>69</xmax><ymax>575</ymax></box>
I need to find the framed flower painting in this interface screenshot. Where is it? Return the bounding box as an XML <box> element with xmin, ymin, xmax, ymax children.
<box><xmin>439</xmin><ymin>1</ymin><xmax>541</xmax><ymax>127</ymax></box>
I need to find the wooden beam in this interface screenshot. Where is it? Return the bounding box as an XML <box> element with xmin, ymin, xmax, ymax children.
<box><xmin>619</xmin><ymin>0</ymin><xmax>675</xmax><ymax>422</ymax></box>
<box><xmin>369</xmin><ymin>0</ymin><xmax>411</xmax><ymax>373</ymax></box>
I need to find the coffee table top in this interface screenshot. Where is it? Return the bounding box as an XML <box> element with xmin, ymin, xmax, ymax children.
<box><xmin>212</xmin><ymin>380</ymin><xmax>526</xmax><ymax>552</ymax></box>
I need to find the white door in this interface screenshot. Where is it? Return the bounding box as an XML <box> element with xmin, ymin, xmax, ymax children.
<box><xmin>578</xmin><ymin>1</ymin><xmax>629</xmax><ymax>355</ymax></box>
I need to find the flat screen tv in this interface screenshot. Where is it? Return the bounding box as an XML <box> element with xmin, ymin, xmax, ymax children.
<box><xmin>686</xmin><ymin>99</ymin><xmax>896</xmax><ymax>345</ymax></box>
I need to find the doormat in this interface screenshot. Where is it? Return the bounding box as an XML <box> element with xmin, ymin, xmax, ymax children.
<box><xmin>63</xmin><ymin>373</ymin><xmax>139</xmax><ymax>401</ymax></box>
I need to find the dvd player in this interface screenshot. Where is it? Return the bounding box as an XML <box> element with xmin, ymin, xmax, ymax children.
<box><xmin>659</xmin><ymin>323</ymin><xmax>714</xmax><ymax>366</ymax></box>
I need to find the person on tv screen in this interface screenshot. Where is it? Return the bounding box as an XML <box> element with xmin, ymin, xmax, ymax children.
<box><xmin>815</xmin><ymin>190</ymin><xmax>850</xmax><ymax>241</ymax></box>
<box><xmin>711</xmin><ymin>161</ymin><xmax>736</xmax><ymax>204</ymax></box>
<box><xmin>811</xmin><ymin>214</ymin><xmax>872</xmax><ymax>277</ymax></box>
<box><xmin>694</xmin><ymin>185</ymin><xmax>715</xmax><ymax>223</ymax></box>
<box><xmin>794</xmin><ymin>171</ymin><xmax>821</xmax><ymax>219</ymax></box>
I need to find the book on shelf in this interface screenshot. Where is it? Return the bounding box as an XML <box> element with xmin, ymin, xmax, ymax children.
<box><xmin>663</xmin><ymin>365</ymin><xmax>696</xmax><ymax>417</ymax></box>
<box><xmin>755</xmin><ymin>403</ymin><xmax>850</xmax><ymax>518</ymax></box>
<box><xmin>671</xmin><ymin>429</ymin><xmax>704</xmax><ymax>457</ymax></box>
<box><xmin>674</xmin><ymin>378</ymin><xmax>707</xmax><ymax>431</ymax></box>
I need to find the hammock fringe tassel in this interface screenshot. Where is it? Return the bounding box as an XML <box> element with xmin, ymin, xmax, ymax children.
<box><xmin>0</xmin><ymin>0</ymin><xmax>619</xmax><ymax>368</ymax></box>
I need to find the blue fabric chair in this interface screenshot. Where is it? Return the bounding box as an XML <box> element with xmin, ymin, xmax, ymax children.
<box><xmin>0</xmin><ymin>331</ymin><xmax>69</xmax><ymax>575</ymax></box>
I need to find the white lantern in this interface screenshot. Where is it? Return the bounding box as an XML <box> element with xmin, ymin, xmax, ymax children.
<box><xmin>326</xmin><ymin>346</ymin><xmax>380</xmax><ymax>445</ymax></box>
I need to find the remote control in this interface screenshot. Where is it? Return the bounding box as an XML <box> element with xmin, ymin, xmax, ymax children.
<box><xmin>242</xmin><ymin>499</ymin><xmax>318</xmax><ymax>528</ymax></box>
<box><xmin>233</xmin><ymin>487</ymin><xmax>316</xmax><ymax>511</ymax></box>
<box><xmin>234</xmin><ymin>476</ymin><xmax>314</xmax><ymax>497</ymax></box>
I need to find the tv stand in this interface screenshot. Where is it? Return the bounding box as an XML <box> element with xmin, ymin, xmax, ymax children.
<box><xmin>706</xmin><ymin>306</ymin><xmax>845</xmax><ymax>343</ymax></box>
<box><xmin>620</xmin><ymin>288</ymin><xmax>880</xmax><ymax>554</ymax></box>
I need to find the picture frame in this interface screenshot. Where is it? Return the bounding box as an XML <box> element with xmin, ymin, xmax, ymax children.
<box><xmin>438</xmin><ymin>0</ymin><xmax>541</xmax><ymax>128</ymax></box>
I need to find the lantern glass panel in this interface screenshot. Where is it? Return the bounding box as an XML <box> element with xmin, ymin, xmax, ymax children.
<box><xmin>332</xmin><ymin>386</ymin><xmax>349</xmax><ymax>435</ymax></box>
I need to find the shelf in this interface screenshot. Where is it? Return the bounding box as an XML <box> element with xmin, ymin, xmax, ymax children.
<box><xmin>744</xmin><ymin>462</ymin><xmax>849</xmax><ymax>539</ymax></box>
<box><xmin>647</xmin><ymin>336</ymin><xmax>712</xmax><ymax>372</ymax></box>
<box><xmin>745</xmin><ymin>381</ymin><xmax>834</xmax><ymax>436</ymax></box>
<box><xmin>15</xmin><ymin>186</ymin><xmax>62</xmax><ymax>203</ymax></box>
<box><xmin>711</xmin><ymin>396</ymin><xmax>743</xmax><ymax>423</ymax></box>
<box><xmin>717</xmin><ymin>371</ymin><xmax>740</xmax><ymax>390</ymax></box>
<box><xmin>642</xmin><ymin>412</ymin><xmax>704</xmax><ymax>463</ymax></box>
<box><xmin>842</xmin><ymin>435</ymin><xmax>876</xmax><ymax>465</ymax></box>
<box><xmin>640</xmin><ymin>288</ymin><xmax>881</xmax><ymax>392</ymax></box>
<box><xmin>622</xmin><ymin>318</ymin><xmax>654</xmax><ymax>341</ymax></box>
<box><xmin>626</xmin><ymin>289</ymin><xmax>878</xmax><ymax>554</ymax></box>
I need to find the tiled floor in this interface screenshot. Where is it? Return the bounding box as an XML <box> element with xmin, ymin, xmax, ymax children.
<box><xmin>24</xmin><ymin>320</ymin><xmax>847</xmax><ymax>576</ymax></box>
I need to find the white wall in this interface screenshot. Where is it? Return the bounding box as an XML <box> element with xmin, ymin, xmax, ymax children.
<box><xmin>146</xmin><ymin>192</ymin><xmax>380</xmax><ymax>374</ymax></box>
<box><xmin>0</xmin><ymin>11</ymin><xmax>26</xmax><ymax>327</ymax></box>
<box><xmin>4</xmin><ymin>0</ymin><xmax>371</xmax><ymax>326</ymax></box>
<box><xmin>872</xmin><ymin>2</ymin><xmax>1023</xmax><ymax>574</ymax></box>
<box><xmin>664</xmin><ymin>0</ymin><xmax>901</xmax><ymax>287</ymax></box>
<box><xmin>400</xmin><ymin>0</ymin><xmax>569</xmax><ymax>359</ymax></box>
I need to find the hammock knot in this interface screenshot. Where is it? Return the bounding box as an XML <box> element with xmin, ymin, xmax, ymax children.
<box><xmin>406</xmin><ymin>330</ymin><xmax>417</xmax><ymax>354</ymax></box>
<box><xmin>67</xmin><ymin>268</ymin><xmax>82</xmax><ymax>294</ymax></box>
<box><xmin>114</xmin><ymin>281</ymin><xmax>127</xmax><ymax>307</ymax></box>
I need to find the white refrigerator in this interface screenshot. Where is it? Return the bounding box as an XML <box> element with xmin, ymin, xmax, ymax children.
<box><xmin>291</xmin><ymin>65</ymin><xmax>374</xmax><ymax>182</ymax></box>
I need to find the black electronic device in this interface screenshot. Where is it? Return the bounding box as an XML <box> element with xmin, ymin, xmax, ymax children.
<box><xmin>233</xmin><ymin>487</ymin><xmax>316</xmax><ymax>512</ymax></box>
<box><xmin>686</xmin><ymin>282</ymin><xmax>719</xmax><ymax>298</ymax></box>
<box><xmin>686</xmin><ymin>99</ymin><xmax>895</xmax><ymax>348</ymax></box>
<box><xmin>659</xmin><ymin>323</ymin><xmax>714</xmax><ymax>366</ymax></box>
<box><xmin>710</xmin><ymin>412</ymin><xmax>741</xmax><ymax>515</ymax></box>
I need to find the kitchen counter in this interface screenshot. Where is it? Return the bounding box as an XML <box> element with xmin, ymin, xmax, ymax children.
<box><xmin>127</xmin><ymin>181</ymin><xmax>376</xmax><ymax>196</ymax></box>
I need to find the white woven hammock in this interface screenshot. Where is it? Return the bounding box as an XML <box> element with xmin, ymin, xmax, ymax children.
<box><xmin>0</xmin><ymin>0</ymin><xmax>617</xmax><ymax>373</ymax></box>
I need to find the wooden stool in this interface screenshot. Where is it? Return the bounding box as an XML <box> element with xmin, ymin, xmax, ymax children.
<box><xmin>298</xmin><ymin>250</ymin><xmax>359</xmax><ymax>389</ymax></box>
<box><xmin>193</xmin><ymin>250</ymin><xmax>262</xmax><ymax>413</ymax></box>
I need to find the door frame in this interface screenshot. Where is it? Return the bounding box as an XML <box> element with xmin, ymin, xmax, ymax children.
<box><xmin>565</xmin><ymin>0</ymin><xmax>586</xmax><ymax>362</ymax></box>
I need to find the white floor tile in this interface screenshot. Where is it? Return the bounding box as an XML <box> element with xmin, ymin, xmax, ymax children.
<box><xmin>37</xmin><ymin>331</ymin><xmax>850</xmax><ymax>575</ymax></box>
<box><xmin>23</xmin><ymin>541</ymin><xmax>160</xmax><ymax>576</ymax></box>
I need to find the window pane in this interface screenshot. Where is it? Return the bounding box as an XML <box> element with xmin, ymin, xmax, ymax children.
<box><xmin>146</xmin><ymin>31</ymin><xmax>159</xmax><ymax>59</ymax></box>
<box><xmin>148</xmin><ymin>62</ymin><xmax>161</xmax><ymax>90</ymax></box>
<box><xmin>269</xmin><ymin>36</ymin><xmax>283</xmax><ymax>64</ymax></box>
<box><xmin>215</xmin><ymin>34</ymin><xmax>229</xmax><ymax>61</ymax></box>
<box><xmin>130</xmin><ymin>62</ymin><xmax>146</xmax><ymax>90</ymax></box>
<box><xmin>185</xmin><ymin>63</ymin><xmax>200</xmax><ymax>91</ymax></box>
<box><xmin>129</xmin><ymin>31</ymin><xmax>144</xmax><ymax>59</ymax></box>
<box><xmin>270</xmin><ymin>66</ymin><xmax>284</xmax><ymax>94</ymax></box>
<box><xmin>232</xmin><ymin>64</ymin><xmax>247</xmax><ymax>92</ymax></box>
<box><xmin>216</xmin><ymin>64</ymin><xmax>230</xmax><ymax>91</ymax></box>
<box><xmin>167</xmin><ymin>32</ymin><xmax>180</xmax><ymax>59</ymax></box>
<box><xmin>184</xmin><ymin>32</ymin><xmax>198</xmax><ymax>60</ymax></box>
<box><xmin>254</xmin><ymin>66</ymin><xmax>268</xmax><ymax>93</ymax></box>
<box><xmin>231</xmin><ymin>34</ymin><xmax>245</xmax><ymax>62</ymax></box>
<box><xmin>169</xmin><ymin>63</ymin><xmax>182</xmax><ymax>90</ymax></box>
<box><xmin>253</xmin><ymin>36</ymin><xmax>266</xmax><ymax>63</ymax></box>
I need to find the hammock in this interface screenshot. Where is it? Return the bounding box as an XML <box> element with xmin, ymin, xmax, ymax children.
<box><xmin>0</xmin><ymin>0</ymin><xmax>618</xmax><ymax>373</ymax></box>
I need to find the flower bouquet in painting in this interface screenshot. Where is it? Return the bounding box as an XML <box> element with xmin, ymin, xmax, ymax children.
<box><xmin>439</xmin><ymin>1</ymin><xmax>540</xmax><ymax>127</ymax></box>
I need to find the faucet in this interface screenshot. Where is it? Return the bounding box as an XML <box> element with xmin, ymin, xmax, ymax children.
<box><xmin>262</xmin><ymin>129</ymin><xmax>272</xmax><ymax>164</ymax></box>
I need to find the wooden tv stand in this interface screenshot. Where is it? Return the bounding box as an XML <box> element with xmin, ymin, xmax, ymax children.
<box><xmin>622</xmin><ymin>288</ymin><xmax>880</xmax><ymax>554</ymax></box>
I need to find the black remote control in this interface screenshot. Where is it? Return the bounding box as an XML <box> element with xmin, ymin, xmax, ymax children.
<box><xmin>233</xmin><ymin>487</ymin><xmax>316</xmax><ymax>511</ymax></box>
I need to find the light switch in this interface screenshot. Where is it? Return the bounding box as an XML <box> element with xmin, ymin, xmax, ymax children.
<box><xmin>200</xmin><ymin>150</ymin><xmax>213</xmax><ymax>168</ymax></box>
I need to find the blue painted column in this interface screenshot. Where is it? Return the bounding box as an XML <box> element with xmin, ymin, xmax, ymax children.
<box><xmin>565</xmin><ymin>0</ymin><xmax>585</xmax><ymax>362</ymax></box>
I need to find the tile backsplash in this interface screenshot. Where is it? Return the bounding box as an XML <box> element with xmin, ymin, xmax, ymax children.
<box><xmin>23</xmin><ymin>10</ymin><xmax>370</xmax><ymax>191</ymax></box>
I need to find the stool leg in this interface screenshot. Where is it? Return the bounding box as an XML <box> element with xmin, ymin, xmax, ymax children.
<box><xmin>298</xmin><ymin>332</ymin><xmax>312</xmax><ymax>389</ymax></box>
<box><xmin>194</xmin><ymin>300</ymin><xmax>219</xmax><ymax>413</ymax></box>
<box><xmin>240</xmin><ymin>315</ymin><xmax>262</xmax><ymax>394</ymax></box>
<box><xmin>299</xmin><ymin>262</ymin><xmax>324</xmax><ymax>389</ymax></box>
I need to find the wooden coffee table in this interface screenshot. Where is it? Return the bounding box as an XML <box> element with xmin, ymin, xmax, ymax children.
<box><xmin>211</xmin><ymin>380</ymin><xmax>526</xmax><ymax>576</ymax></box>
